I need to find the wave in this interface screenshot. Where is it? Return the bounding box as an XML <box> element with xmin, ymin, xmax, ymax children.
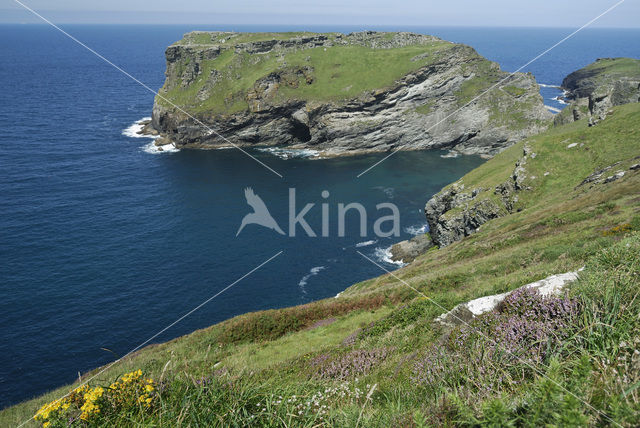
<box><xmin>553</xmin><ymin>94</ymin><xmax>569</xmax><ymax>105</ymax></box>
<box><xmin>257</xmin><ymin>147</ymin><xmax>320</xmax><ymax>159</ymax></box>
<box><xmin>298</xmin><ymin>266</ymin><xmax>326</xmax><ymax>294</ymax></box>
<box><xmin>141</xmin><ymin>140</ymin><xmax>180</xmax><ymax>154</ymax></box>
<box><xmin>405</xmin><ymin>223</ymin><xmax>428</xmax><ymax>235</ymax></box>
<box><xmin>123</xmin><ymin>117</ymin><xmax>180</xmax><ymax>154</ymax></box>
<box><xmin>373</xmin><ymin>186</ymin><xmax>395</xmax><ymax>199</ymax></box>
<box><xmin>122</xmin><ymin>117</ymin><xmax>153</xmax><ymax>139</ymax></box>
<box><xmin>355</xmin><ymin>240</ymin><xmax>377</xmax><ymax>247</ymax></box>
<box><xmin>373</xmin><ymin>246</ymin><xmax>406</xmax><ymax>267</ymax></box>
<box><xmin>440</xmin><ymin>151</ymin><xmax>459</xmax><ymax>158</ymax></box>
<box><xmin>539</xmin><ymin>83</ymin><xmax>562</xmax><ymax>89</ymax></box>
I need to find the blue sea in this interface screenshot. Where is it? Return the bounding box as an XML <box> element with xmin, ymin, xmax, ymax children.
<box><xmin>1</xmin><ymin>24</ymin><xmax>639</xmax><ymax>408</ymax></box>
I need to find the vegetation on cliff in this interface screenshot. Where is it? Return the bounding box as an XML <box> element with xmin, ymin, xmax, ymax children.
<box><xmin>160</xmin><ymin>32</ymin><xmax>453</xmax><ymax>113</ymax></box>
<box><xmin>555</xmin><ymin>57</ymin><xmax>640</xmax><ymax>126</ymax></box>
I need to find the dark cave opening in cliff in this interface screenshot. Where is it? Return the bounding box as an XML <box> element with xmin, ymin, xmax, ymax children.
<box><xmin>291</xmin><ymin>121</ymin><xmax>312</xmax><ymax>143</ymax></box>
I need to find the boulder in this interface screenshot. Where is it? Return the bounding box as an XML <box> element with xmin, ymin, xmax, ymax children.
<box><xmin>389</xmin><ymin>233</ymin><xmax>434</xmax><ymax>263</ymax></box>
<box><xmin>434</xmin><ymin>270</ymin><xmax>582</xmax><ymax>329</ymax></box>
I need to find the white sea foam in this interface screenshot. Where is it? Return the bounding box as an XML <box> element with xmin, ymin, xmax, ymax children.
<box><xmin>440</xmin><ymin>151</ymin><xmax>459</xmax><ymax>158</ymax></box>
<box><xmin>258</xmin><ymin>147</ymin><xmax>320</xmax><ymax>159</ymax></box>
<box><xmin>538</xmin><ymin>83</ymin><xmax>562</xmax><ymax>89</ymax></box>
<box><xmin>141</xmin><ymin>140</ymin><xmax>180</xmax><ymax>154</ymax></box>
<box><xmin>553</xmin><ymin>95</ymin><xmax>569</xmax><ymax>105</ymax></box>
<box><xmin>373</xmin><ymin>186</ymin><xmax>395</xmax><ymax>199</ymax></box>
<box><xmin>122</xmin><ymin>117</ymin><xmax>153</xmax><ymax>138</ymax></box>
<box><xmin>405</xmin><ymin>223</ymin><xmax>428</xmax><ymax>235</ymax></box>
<box><xmin>373</xmin><ymin>246</ymin><xmax>406</xmax><ymax>267</ymax></box>
<box><xmin>123</xmin><ymin>117</ymin><xmax>180</xmax><ymax>154</ymax></box>
<box><xmin>356</xmin><ymin>240</ymin><xmax>377</xmax><ymax>248</ymax></box>
<box><xmin>298</xmin><ymin>266</ymin><xmax>326</xmax><ymax>294</ymax></box>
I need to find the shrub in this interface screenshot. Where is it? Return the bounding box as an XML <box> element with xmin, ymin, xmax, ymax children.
<box><xmin>413</xmin><ymin>288</ymin><xmax>579</xmax><ymax>396</ymax></box>
<box><xmin>33</xmin><ymin>370</ymin><xmax>157</xmax><ymax>427</ymax></box>
<box><xmin>359</xmin><ymin>298</ymin><xmax>433</xmax><ymax>338</ymax></box>
<box><xmin>311</xmin><ymin>348</ymin><xmax>391</xmax><ymax>380</ymax></box>
<box><xmin>216</xmin><ymin>294</ymin><xmax>391</xmax><ymax>345</ymax></box>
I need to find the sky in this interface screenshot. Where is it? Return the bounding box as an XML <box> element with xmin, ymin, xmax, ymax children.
<box><xmin>1</xmin><ymin>0</ymin><xmax>638</xmax><ymax>27</ymax></box>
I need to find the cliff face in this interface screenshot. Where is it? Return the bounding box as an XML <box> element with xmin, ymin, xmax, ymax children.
<box><xmin>424</xmin><ymin>143</ymin><xmax>530</xmax><ymax>247</ymax></box>
<box><xmin>150</xmin><ymin>31</ymin><xmax>552</xmax><ymax>157</ymax></box>
<box><xmin>555</xmin><ymin>57</ymin><xmax>640</xmax><ymax>126</ymax></box>
<box><xmin>423</xmin><ymin>58</ymin><xmax>640</xmax><ymax>251</ymax></box>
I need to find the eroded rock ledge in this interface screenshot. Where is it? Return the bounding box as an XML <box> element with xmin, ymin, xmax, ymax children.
<box><xmin>424</xmin><ymin>143</ymin><xmax>533</xmax><ymax>248</ymax></box>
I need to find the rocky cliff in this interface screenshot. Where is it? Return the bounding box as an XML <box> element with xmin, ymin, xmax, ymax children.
<box><xmin>421</xmin><ymin>58</ymin><xmax>640</xmax><ymax>251</ymax></box>
<box><xmin>424</xmin><ymin>143</ymin><xmax>531</xmax><ymax>247</ymax></box>
<box><xmin>390</xmin><ymin>142</ymin><xmax>532</xmax><ymax>260</ymax></box>
<box><xmin>555</xmin><ymin>57</ymin><xmax>640</xmax><ymax>126</ymax></box>
<box><xmin>148</xmin><ymin>31</ymin><xmax>552</xmax><ymax>157</ymax></box>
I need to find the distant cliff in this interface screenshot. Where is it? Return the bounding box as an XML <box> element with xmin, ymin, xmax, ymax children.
<box><xmin>148</xmin><ymin>31</ymin><xmax>552</xmax><ymax>157</ymax></box>
<box><xmin>423</xmin><ymin>58</ymin><xmax>640</xmax><ymax>251</ymax></box>
<box><xmin>555</xmin><ymin>57</ymin><xmax>640</xmax><ymax>126</ymax></box>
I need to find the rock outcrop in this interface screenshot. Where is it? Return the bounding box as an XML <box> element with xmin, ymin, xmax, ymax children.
<box><xmin>389</xmin><ymin>233</ymin><xmax>434</xmax><ymax>263</ymax></box>
<box><xmin>435</xmin><ymin>269</ymin><xmax>582</xmax><ymax>329</ymax></box>
<box><xmin>423</xmin><ymin>143</ymin><xmax>534</xmax><ymax>247</ymax></box>
<box><xmin>148</xmin><ymin>31</ymin><xmax>552</xmax><ymax>157</ymax></box>
<box><xmin>555</xmin><ymin>57</ymin><xmax>640</xmax><ymax>126</ymax></box>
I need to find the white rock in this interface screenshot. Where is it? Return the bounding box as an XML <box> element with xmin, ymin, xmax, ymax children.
<box><xmin>567</xmin><ymin>143</ymin><xmax>578</xmax><ymax>148</ymax></box>
<box><xmin>526</xmin><ymin>270</ymin><xmax>581</xmax><ymax>296</ymax></box>
<box><xmin>435</xmin><ymin>269</ymin><xmax>582</xmax><ymax>328</ymax></box>
<box><xmin>465</xmin><ymin>292</ymin><xmax>510</xmax><ymax>316</ymax></box>
<box><xmin>604</xmin><ymin>171</ymin><xmax>625</xmax><ymax>183</ymax></box>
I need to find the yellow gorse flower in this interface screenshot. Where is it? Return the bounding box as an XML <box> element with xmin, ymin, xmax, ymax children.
<box><xmin>79</xmin><ymin>386</ymin><xmax>104</xmax><ymax>420</ymax></box>
<box><xmin>34</xmin><ymin>397</ymin><xmax>66</xmax><ymax>421</ymax></box>
<box><xmin>33</xmin><ymin>369</ymin><xmax>156</xmax><ymax>427</ymax></box>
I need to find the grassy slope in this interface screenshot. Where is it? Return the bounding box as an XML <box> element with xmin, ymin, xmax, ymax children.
<box><xmin>159</xmin><ymin>33</ymin><xmax>456</xmax><ymax>114</ymax></box>
<box><xmin>3</xmin><ymin>104</ymin><xmax>640</xmax><ymax>427</ymax></box>
<box><xmin>577</xmin><ymin>57</ymin><xmax>640</xmax><ymax>81</ymax></box>
<box><xmin>157</xmin><ymin>31</ymin><xmax>547</xmax><ymax>124</ymax></box>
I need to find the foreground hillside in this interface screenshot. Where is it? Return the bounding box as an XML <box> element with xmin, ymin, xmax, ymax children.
<box><xmin>3</xmin><ymin>99</ymin><xmax>640</xmax><ymax>425</ymax></box>
<box><xmin>148</xmin><ymin>31</ymin><xmax>551</xmax><ymax>156</ymax></box>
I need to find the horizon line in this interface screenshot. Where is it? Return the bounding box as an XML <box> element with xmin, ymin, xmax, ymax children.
<box><xmin>2</xmin><ymin>22</ymin><xmax>639</xmax><ymax>30</ymax></box>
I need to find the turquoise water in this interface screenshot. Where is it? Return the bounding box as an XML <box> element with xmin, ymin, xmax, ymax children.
<box><xmin>1</xmin><ymin>24</ymin><xmax>639</xmax><ymax>407</ymax></box>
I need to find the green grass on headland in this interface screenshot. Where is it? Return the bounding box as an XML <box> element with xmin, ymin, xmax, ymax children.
<box><xmin>578</xmin><ymin>57</ymin><xmax>640</xmax><ymax>79</ymax></box>
<box><xmin>160</xmin><ymin>36</ymin><xmax>458</xmax><ymax>114</ymax></box>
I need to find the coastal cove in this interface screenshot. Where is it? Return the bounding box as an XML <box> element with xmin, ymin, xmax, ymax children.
<box><xmin>2</xmin><ymin>24</ymin><xmax>640</xmax><ymax>409</ymax></box>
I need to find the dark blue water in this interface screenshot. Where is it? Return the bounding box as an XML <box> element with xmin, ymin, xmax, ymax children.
<box><xmin>1</xmin><ymin>25</ymin><xmax>639</xmax><ymax>408</ymax></box>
